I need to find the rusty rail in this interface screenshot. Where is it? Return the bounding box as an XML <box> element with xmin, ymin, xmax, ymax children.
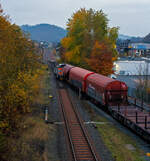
<box><xmin>58</xmin><ymin>88</ymin><xmax>100</xmax><ymax>161</ymax></box>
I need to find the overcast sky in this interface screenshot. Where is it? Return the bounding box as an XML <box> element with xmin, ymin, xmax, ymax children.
<box><xmin>1</xmin><ymin>0</ymin><xmax>150</xmax><ymax>37</ymax></box>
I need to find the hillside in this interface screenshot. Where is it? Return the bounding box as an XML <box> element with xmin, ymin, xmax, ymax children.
<box><xmin>21</xmin><ymin>23</ymin><xmax>143</xmax><ymax>43</ymax></box>
<box><xmin>118</xmin><ymin>34</ymin><xmax>143</xmax><ymax>42</ymax></box>
<box><xmin>118</xmin><ymin>34</ymin><xmax>132</xmax><ymax>40</ymax></box>
<box><xmin>21</xmin><ymin>24</ymin><xmax>67</xmax><ymax>43</ymax></box>
<box><xmin>143</xmin><ymin>33</ymin><xmax>150</xmax><ymax>43</ymax></box>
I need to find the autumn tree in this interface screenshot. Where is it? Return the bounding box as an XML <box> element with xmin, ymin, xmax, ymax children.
<box><xmin>61</xmin><ymin>8</ymin><xmax>118</xmax><ymax>75</ymax></box>
<box><xmin>87</xmin><ymin>41</ymin><xmax>114</xmax><ymax>76</ymax></box>
<box><xmin>0</xmin><ymin>4</ymin><xmax>43</xmax><ymax>160</ymax></box>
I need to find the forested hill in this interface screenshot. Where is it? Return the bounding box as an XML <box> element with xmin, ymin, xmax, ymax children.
<box><xmin>118</xmin><ymin>34</ymin><xmax>143</xmax><ymax>41</ymax></box>
<box><xmin>21</xmin><ymin>24</ymin><xmax>67</xmax><ymax>43</ymax></box>
<box><xmin>21</xmin><ymin>23</ymin><xmax>142</xmax><ymax>43</ymax></box>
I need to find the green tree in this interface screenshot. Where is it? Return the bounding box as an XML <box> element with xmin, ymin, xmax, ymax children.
<box><xmin>61</xmin><ymin>8</ymin><xmax>119</xmax><ymax>75</ymax></box>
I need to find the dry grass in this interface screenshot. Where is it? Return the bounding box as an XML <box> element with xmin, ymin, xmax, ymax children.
<box><xmin>23</xmin><ymin>116</ymin><xmax>50</xmax><ymax>141</ymax></box>
<box><xmin>7</xmin><ymin>114</ymin><xmax>55</xmax><ymax>161</ymax></box>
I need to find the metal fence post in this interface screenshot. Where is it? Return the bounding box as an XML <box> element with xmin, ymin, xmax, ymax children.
<box><xmin>118</xmin><ymin>104</ymin><xmax>120</xmax><ymax>112</ymax></box>
<box><xmin>136</xmin><ymin>112</ymin><xmax>138</xmax><ymax>123</ymax></box>
<box><xmin>134</xmin><ymin>98</ymin><xmax>136</xmax><ymax>106</ymax></box>
<box><xmin>145</xmin><ymin>116</ymin><xmax>147</xmax><ymax>129</ymax></box>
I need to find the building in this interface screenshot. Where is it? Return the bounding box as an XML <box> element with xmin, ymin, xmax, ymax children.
<box><xmin>116</xmin><ymin>39</ymin><xmax>130</xmax><ymax>55</ymax></box>
<box><xmin>114</xmin><ymin>60</ymin><xmax>150</xmax><ymax>76</ymax></box>
<box><xmin>128</xmin><ymin>42</ymin><xmax>150</xmax><ymax>57</ymax></box>
<box><xmin>116</xmin><ymin>33</ymin><xmax>150</xmax><ymax>57</ymax></box>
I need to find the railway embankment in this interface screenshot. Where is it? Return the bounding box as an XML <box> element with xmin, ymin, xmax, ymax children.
<box><xmin>49</xmin><ymin>61</ymin><xmax>150</xmax><ymax>161</ymax></box>
<box><xmin>80</xmin><ymin>100</ymin><xmax>150</xmax><ymax>161</ymax></box>
<box><xmin>67</xmin><ymin>84</ymin><xmax>150</xmax><ymax>161</ymax></box>
<box><xmin>12</xmin><ymin>62</ymin><xmax>150</xmax><ymax>161</ymax></box>
<box><xmin>6</xmin><ymin>67</ymin><xmax>58</xmax><ymax>161</ymax></box>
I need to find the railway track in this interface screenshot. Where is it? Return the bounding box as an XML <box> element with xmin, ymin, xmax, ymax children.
<box><xmin>57</xmin><ymin>81</ymin><xmax>100</xmax><ymax>161</ymax></box>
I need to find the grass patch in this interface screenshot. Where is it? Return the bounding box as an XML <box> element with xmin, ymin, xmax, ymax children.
<box><xmin>82</xmin><ymin>101</ymin><xmax>145</xmax><ymax>161</ymax></box>
<box><xmin>95</xmin><ymin>116</ymin><xmax>144</xmax><ymax>161</ymax></box>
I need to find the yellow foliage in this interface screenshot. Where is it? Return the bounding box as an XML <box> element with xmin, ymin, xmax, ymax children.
<box><xmin>61</xmin><ymin>37</ymin><xmax>73</xmax><ymax>49</ymax></box>
<box><xmin>0</xmin><ymin>4</ymin><xmax>43</xmax><ymax>138</ymax></box>
<box><xmin>0</xmin><ymin>121</ymin><xmax>9</xmax><ymax>128</ymax></box>
<box><xmin>65</xmin><ymin>51</ymin><xmax>73</xmax><ymax>62</ymax></box>
<box><xmin>61</xmin><ymin>8</ymin><xmax>118</xmax><ymax>67</ymax></box>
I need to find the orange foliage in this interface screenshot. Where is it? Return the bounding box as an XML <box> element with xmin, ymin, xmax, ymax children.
<box><xmin>0</xmin><ymin>4</ymin><xmax>43</xmax><ymax>160</ymax></box>
<box><xmin>61</xmin><ymin>8</ymin><xmax>118</xmax><ymax>69</ymax></box>
<box><xmin>61</xmin><ymin>37</ymin><xmax>73</xmax><ymax>49</ymax></box>
<box><xmin>87</xmin><ymin>41</ymin><xmax>113</xmax><ymax>76</ymax></box>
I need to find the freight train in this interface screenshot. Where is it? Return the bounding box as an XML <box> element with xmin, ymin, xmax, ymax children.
<box><xmin>53</xmin><ymin>63</ymin><xmax>150</xmax><ymax>142</ymax></box>
<box><xmin>55</xmin><ymin>64</ymin><xmax>128</xmax><ymax>106</ymax></box>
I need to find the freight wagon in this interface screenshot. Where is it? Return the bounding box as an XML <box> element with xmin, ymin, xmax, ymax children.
<box><xmin>53</xmin><ymin>63</ymin><xmax>150</xmax><ymax>142</ymax></box>
<box><xmin>63</xmin><ymin>64</ymin><xmax>128</xmax><ymax>106</ymax></box>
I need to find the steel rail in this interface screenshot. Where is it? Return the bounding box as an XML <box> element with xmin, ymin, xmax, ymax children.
<box><xmin>66</xmin><ymin>91</ymin><xmax>100</xmax><ymax>161</ymax></box>
<box><xmin>58</xmin><ymin>89</ymin><xmax>77</xmax><ymax>161</ymax></box>
<box><xmin>58</xmin><ymin>87</ymin><xmax>100</xmax><ymax>161</ymax></box>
